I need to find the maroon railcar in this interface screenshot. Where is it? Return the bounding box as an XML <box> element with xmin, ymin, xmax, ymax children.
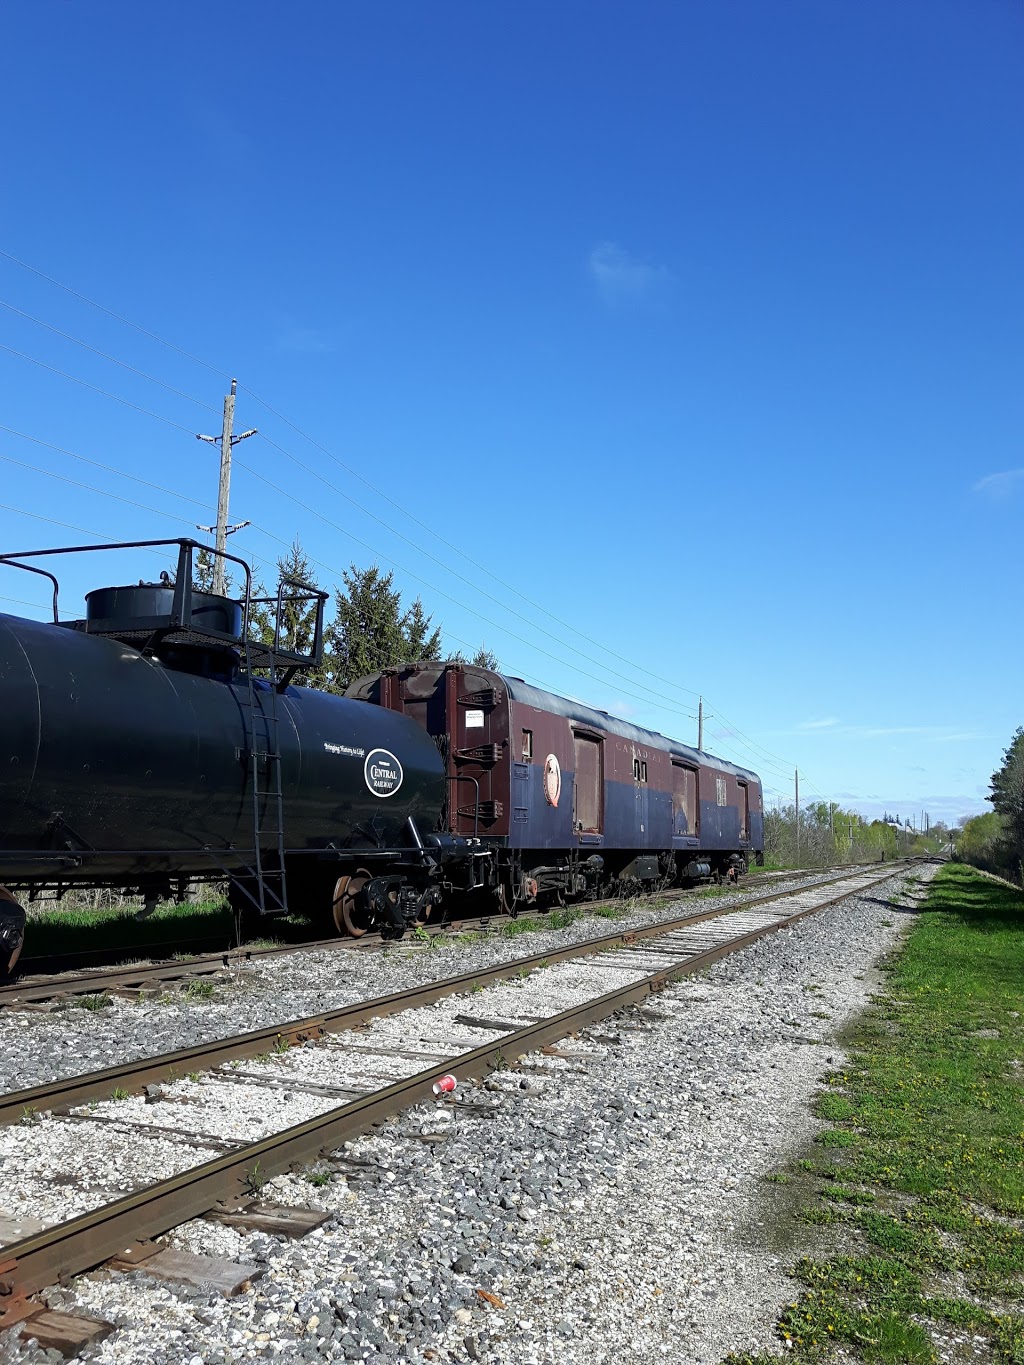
<box><xmin>347</xmin><ymin>663</ymin><xmax>763</xmax><ymax>909</ymax></box>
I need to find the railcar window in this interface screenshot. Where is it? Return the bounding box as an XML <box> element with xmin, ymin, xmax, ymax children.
<box><xmin>522</xmin><ymin>729</ymin><xmax>533</xmax><ymax>759</ymax></box>
<box><xmin>716</xmin><ymin>776</ymin><xmax>727</xmax><ymax>806</ymax></box>
<box><xmin>632</xmin><ymin>757</ymin><xmax>649</xmax><ymax>784</ymax></box>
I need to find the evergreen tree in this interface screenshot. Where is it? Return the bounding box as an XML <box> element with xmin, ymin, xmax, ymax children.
<box><xmin>401</xmin><ymin>597</ymin><xmax>443</xmax><ymax>663</ymax></box>
<box><xmin>990</xmin><ymin>727</ymin><xmax>1024</xmax><ymax>871</ymax></box>
<box><xmin>324</xmin><ymin>564</ymin><xmax>445</xmax><ymax>693</ymax></box>
<box><xmin>447</xmin><ymin>644</ymin><xmax>499</xmax><ymax>669</ymax></box>
<box><xmin>273</xmin><ymin>539</ymin><xmax>323</xmax><ymax>664</ymax></box>
<box><xmin>244</xmin><ymin>540</ymin><xmax>325</xmax><ymax>687</ymax></box>
<box><xmin>192</xmin><ymin>546</ymin><xmax>218</xmax><ymax>594</ymax></box>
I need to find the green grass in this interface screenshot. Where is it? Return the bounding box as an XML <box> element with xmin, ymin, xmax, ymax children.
<box><xmin>21</xmin><ymin>897</ymin><xmax>323</xmax><ymax>961</ymax></box>
<box><xmin>63</xmin><ymin>992</ymin><xmax>114</xmax><ymax>1011</ymax></box>
<box><xmin>725</xmin><ymin>864</ymin><xmax>1024</xmax><ymax>1365</ymax></box>
<box><xmin>182</xmin><ymin>979</ymin><xmax>216</xmax><ymax>1001</ymax></box>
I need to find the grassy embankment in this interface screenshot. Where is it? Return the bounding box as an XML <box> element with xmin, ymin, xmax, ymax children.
<box><xmin>727</xmin><ymin>863</ymin><xmax>1024</xmax><ymax>1365</ymax></box>
<box><xmin>20</xmin><ymin>898</ymin><xmax>317</xmax><ymax>960</ymax></box>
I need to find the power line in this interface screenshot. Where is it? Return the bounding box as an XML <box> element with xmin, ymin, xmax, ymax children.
<box><xmin>0</xmin><ymin>249</ymin><xmax>229</xmax><ymax>380</ymax></box>
<box><xmin>0</xmin><ymin>254</ymin><xmax>830</xmax><ymax>787</ymax></box>
<box><xmin>0</xmin><ymin>250</ymin><xmax>709</xmax><ymax>699</ymax></box>
<box><xmin>0</xmin><ymin>320</ymin><xmax>719</xmax><ymax>729</ymax></box>
<box><xmin>2</xmin><ymin>295</ymin><xmax>709</xmax><ymax>711</ymax></box>
<box><xmin>0</xmin><ymin>501</ymin><xmax>173</xmax><ymax>561</ymax></box>
<box><xmin>0</xmin><ymin>343</ymin><xmax>197</xmax><ymax>435</ymax></box>
<box><xmin>0</xmin><ymin>299</ymin><xmax>220</xmax><ymax>414</ymax></box>
<box><xmin>0</xmin><ymin>425</ymin><xmax>209</xmax><ymax>510</ymax></box>
<box><xmin>0</xmin><ymin>449</ymin><xmax>201</xmax><ymax>526</ymax></box>
<box><xmin>0</xmin><ymin>257</ymin><xmax>705</xmax><ymax>703</ymax></box>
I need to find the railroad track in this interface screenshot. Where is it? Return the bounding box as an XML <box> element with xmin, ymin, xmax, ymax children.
<box><xmin>1</xmin><ymin>864</ymin><xmax>880</xmax><ymax>1010</ymax></box>
<box><xmin>0</xmin><ymin>861</ymin><xmax>912</xmax><ymax>1350</ymax></box>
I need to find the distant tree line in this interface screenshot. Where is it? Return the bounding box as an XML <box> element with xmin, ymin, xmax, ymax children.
<box><xmin>193</xmin><ymin>539</ymin><xmax>497</xmax><ymax>693</ymax></box>
<box><xmin>764</xmin><ymin>801</ymin><xmax>950</xmax><ymax>869</ymax></box>
<box><xmin>955</xmin><ymin>728</ymin><xmax>1024</xmax><ymax>882</ymax></box>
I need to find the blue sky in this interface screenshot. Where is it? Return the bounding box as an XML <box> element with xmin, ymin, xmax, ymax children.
<box><xmin>1</xmin><ymin>1</ymin><xmax>1021</xmax><ymax>824</ymax></box>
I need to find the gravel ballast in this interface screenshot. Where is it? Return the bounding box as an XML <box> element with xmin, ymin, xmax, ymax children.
<box><xmin>0</xmin><ymin>870</ymin><xmax>866</xmax><ymax>1097</ymax></box>
<box><xmin>0</xmin><ymin>864</ymin><xmax>933</xmax><ymax>1365</ymax></box>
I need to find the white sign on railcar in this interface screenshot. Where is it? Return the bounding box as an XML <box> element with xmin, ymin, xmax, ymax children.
<box><xmin>364</xmin><ymin>748</ymin><xmax>404</xmax><ymax>797</ymax></box>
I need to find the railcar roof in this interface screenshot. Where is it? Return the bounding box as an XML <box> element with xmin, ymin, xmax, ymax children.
<box><xmin>500</xmin><ymin>672</ymin><xmax>760</xmax><ymax>783</ymax></box>
<box><xmin>347</xmin><ymin>664</ymin><xmax>761</xmax><ymax>784</ymax></box>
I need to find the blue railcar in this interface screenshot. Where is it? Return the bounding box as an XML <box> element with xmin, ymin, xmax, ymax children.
<box><xmin>347</xmin><ymin>663</ymin><xmax>764</xmax><ymax>907</ymax></box>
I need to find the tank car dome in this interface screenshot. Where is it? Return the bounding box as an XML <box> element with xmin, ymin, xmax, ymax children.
<box><xmin>85</xmin><ymin>581</ymin><xmax>242</xmax><ymax>639</ymax></box>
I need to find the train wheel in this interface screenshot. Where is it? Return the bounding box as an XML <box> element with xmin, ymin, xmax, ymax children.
<box><xmin>332</xmin><ymin>870</ymin><xmax>373</xmax><ymax>938</ymax></box>
<box><xmin>0</xmin><ymin>887</ymin><xmax>26</xmax><ymax>978</ymax></box>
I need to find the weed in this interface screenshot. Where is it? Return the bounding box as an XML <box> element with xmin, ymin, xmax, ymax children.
<box><xmin>111</xmin><ymin>1087</ymin><xmax>131</xmax><ymax>1101</ymax></box>
<box><xmin>547</xmin><ymin>907</ymin><xmax>582</xmax><ymax>931</ymax></box>
<box><xmin>271</xmin><ymin>1035</ymin><xmax>291</xmax><ymax>1055</ymax></box>
<box><xmin>501</xmin><ymin>916</ymin><xmax>544</xmax><ymax>938</ymax></box>
<box><xmin>305</xmin><ymin>1170</ymin><xmax>333</xmax><ymax>1187</ymax></box>
<box><xmin>69</xmin><ymin>993</ymin><xmax>113</xmax><ymax>1011</ymax></box>
<box><xmin>183</xmin><ymin>979</ymin><xmax>216</xmax><ymax>1001</ymax></box>
<box><xmin>20</xmin><ymin>1106</ymin><xmax>39</xmax><ymax>1126</ymax></box>
<box><xmin>244</xmin><ymin>1161</ymin><xmax>267</xmax><ymax>1196</ymax></box>
<box><xmin>592</xmin><ymin>904</ymin><xmax>625</xmax><ymax>920</ymax></box>
<box><xmin>187</xmin><ymin>1072</ymin><xmax>202</xmax><ymax>1083</ymax></box>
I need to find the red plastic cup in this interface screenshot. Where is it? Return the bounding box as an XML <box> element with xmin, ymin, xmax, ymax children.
<box><xmin>432</xmin><ymin>1074</ymin><xmax>457</xmax><ymax>1095</ymax></box>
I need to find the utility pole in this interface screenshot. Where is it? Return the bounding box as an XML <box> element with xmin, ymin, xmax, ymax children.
<box><xmin>196</xmin><ymin>379</ymin><xmax>257</xmax><ymax>596</ymax></box>
<box><xmin>795</xmin><ymin>768</ymin><xmax>800</xmax><ymax>865</ymax></box>
<box><xmin>698</xmin><ymin>697</ymin><xmax>704</xmax><ymax>751</ymax></box>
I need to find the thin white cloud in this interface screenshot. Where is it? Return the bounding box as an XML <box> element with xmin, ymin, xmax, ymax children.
<box><xmin>972</xmin><ymin>469</ymin><xmax>1024</xmax><ymax>498</ymax></box>
<box><xmin>797</xmin><ymin>717</ymin><xmax>839</xmax><ymax>730</ymax></box>
<box><xmin>589</xmin><ymin>242</ymin><xmax>674</xmax><ymax>306</ymax></box>
<box><xmin>863</xmin><ymin>726</ymin><xmax>930</xmax><ymax>737</ymax></box>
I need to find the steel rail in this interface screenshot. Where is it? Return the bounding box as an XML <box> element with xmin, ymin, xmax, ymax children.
<box><xmin>1</xmin><ymin>865</ymin><xmax>878</xmax><ymax>1007</ymax></box>
<box><xmin>0</xmin><ymin>863</ymin><xmax>910</xmax><ymax>1304</ymax></box>
<box><xmin>0</xmin><ymin>864</ymin><xmax>902</xmax><ymax>1127</ymax></box>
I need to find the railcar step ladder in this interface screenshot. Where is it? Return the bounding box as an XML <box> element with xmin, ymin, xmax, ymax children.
<box><xmin>236</xmin><ymin>640</ymin><xmax>289</xmax><ymax>917</ymax></box>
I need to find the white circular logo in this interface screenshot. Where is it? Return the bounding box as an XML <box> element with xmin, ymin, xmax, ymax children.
<box><xmin>364</xmin><ymin>748</ymin><xmax>404</xmax><ymax>798</ymax></box>
<box><xmin>543</xmin><ymin>753</ymin><xmax>561</xmax><ymax>807</ymax></box>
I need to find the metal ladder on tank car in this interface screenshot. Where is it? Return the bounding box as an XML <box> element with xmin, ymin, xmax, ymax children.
<box><xmin>235</xmin><ymin>640</ymin><xmax>289</xmax><ymax>917</ymax></box>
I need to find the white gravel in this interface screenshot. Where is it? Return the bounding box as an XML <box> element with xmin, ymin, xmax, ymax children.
<box><xmin>0</xmin><ymin>864</ymin><xmax>933</xmax><ymax>1365</ymax></box>
<box><xmin>0</xmin><ymin>870</ymin><xmax>869</xmax><ymax>1096</ymax></box>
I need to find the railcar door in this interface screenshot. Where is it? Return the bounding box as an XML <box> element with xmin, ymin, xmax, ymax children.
<box><xmin>737</xmin><ymin>781</ymin><xmax>749</xmax><ymax>842</ymax></box>
<box><xmin>671</xmin><ymin>762</ymin><xmax>699</xmax><ymax>837</ymax></box>
<box><xmin>572</xmin><ymin>732</ymin><xmax>603</xmax><ymax>836</ymax></box>
<box><xmin>632</xmin><ymin>752</ymin><xmax>650</xmax><ymax>841</ymax></box>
